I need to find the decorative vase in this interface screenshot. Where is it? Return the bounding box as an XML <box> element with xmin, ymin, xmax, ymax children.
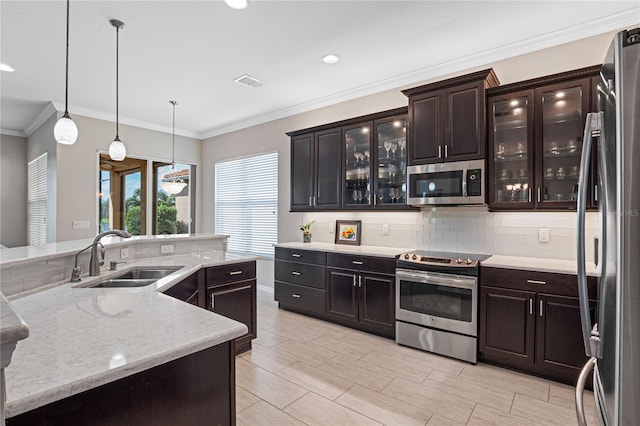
<box><xmin>303</xmin><ymin>233</ymin><xmax>312</xmax><ymax>243</ymax></box>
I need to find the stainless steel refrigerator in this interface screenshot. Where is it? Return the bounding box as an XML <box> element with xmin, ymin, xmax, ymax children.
<box><xmin>576</xmin><ymin>28</ymin><xmax>640</xmax><ymax>426</ymax></box>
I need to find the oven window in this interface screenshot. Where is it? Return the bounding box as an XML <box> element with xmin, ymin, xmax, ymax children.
<box><xmin>399</xmin><ymin>280</ymin><xmax>472</xmax><ymax>322</ymax></box>
<box><xmin>409</xmin><ymin>170</ymin><xmax>463</xmax><ymax>198</ymax></box>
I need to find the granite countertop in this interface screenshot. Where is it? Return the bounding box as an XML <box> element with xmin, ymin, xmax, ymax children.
<box><xmin>0</xmin><ymin>293</ymin><xmax>29</xmax><ymax>347</ymax></box>
<box><xmin>275</xmin><ymin>242</ymin><xmax>409</xmax><ymax>258</ymax></box>
<box><xmin>482</xmin><ymin>255</ymin><xmax>599</xmax><ymax>276</ymax></box>
<box><xmin>4</xmin><ymin>251</ymin><xmax>257</xmax><ymax>418</ymax></box>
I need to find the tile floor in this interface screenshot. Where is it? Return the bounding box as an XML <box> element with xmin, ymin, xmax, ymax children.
<box><xmin>236</xmin><ymin>287</ymin><xmax>598</xmax><ymax>426</ymax></box>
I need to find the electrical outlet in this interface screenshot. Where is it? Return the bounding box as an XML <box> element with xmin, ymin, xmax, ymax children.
<box><xmin>382</xmin><ymin>224</ymin><xmax>390</xmax><ymax>236</ymax></box>
<box><xmin>538</xmin><ymin>228</ymin><xmax>550</xmax><ymax>243</ymax></box>
<box><xmin>120</xmin><ymin>248</ymin><xmax>129</xmax><ymax>259</ymax></box>
<box><xmin>329</xmin><ymin>222</ymin><xmax>335</xmax><ymax>233</ymax></box>
<box><xmin>160</xmin><ymin>244</ymin><xmax>174</xmax><ymax>254</ymax></box>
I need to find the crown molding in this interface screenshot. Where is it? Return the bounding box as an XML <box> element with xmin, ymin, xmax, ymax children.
<box><xmin>0</xmin><ymin>128</ymin><xmax>26</xmax><ymax>138</ymax></box>
<box><xmin>24</xmin><ymin>101</ymin><xmax>57</xmax><ymax>137</ymax></box>
<box><xmin>200</xmin><ymin>9</ymin><xmax>638</xmax><ymax>139</ymax></box>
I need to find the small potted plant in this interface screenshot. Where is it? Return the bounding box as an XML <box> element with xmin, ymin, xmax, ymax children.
<box><xmin>299</xmin><ymin>220</ymin><xmax>315</xmax><ymax>243</ymax></box>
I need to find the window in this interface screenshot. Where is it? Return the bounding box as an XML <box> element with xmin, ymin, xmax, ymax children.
<box><xmin>153</xmin><ymin>162</ymin><xmax>193</xmax><ymax>234</ymax></box>
<box><xmin>215</xmin><ymin>152</ymin><xmax>278</xmax><ymax>257</ymax></box>
<box><xmin>27</xmin><ymin>153</ymin><xmax>47</xmax><ymax>245</ymax></box>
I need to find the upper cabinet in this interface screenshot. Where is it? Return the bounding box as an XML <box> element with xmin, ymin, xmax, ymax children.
<box><xmin>487</xmin><ymin>66</ymin><xmax>600</xmax><ymax>211</ymax></box>
<box><xmin>403</xmin><ymin>69</ymin><xmax>499</xmax><ymax>165</ymax></box>
<box><xmin>288</xmin><ymin>107</ymin><xmax>412</xmax><ymax>212</ymax></box>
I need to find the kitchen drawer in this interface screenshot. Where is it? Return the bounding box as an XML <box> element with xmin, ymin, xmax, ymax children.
<box><xmin>480</xmin><ymin>266</ymin><xmax>597</xmax><ymax>298</ymax></box>
<box><xmin>207</xmin><ymin>261</ymin><xmax>256</xmax><ymax>288</ymax></box>
<box><xmin>326</xmin><ymin>253</ymin><xmax>396</xmax><ymax>275</ymax></box>
<box><xmin>275</xmin><ymin>247</ymin><xmax>326</xmax><ymax>265</ymax></box>
<box><xmin>275</xmin><ymin>281</ymin><xmax>325</xmax><ymax>314</ymax></box>
<box><xmin>275</xmin><ymin>260</ymin><xmax>326</xmax><ymax>289</ymax></box>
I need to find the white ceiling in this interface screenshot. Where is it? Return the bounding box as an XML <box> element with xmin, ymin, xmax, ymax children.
<box><xmin>1</xmin><ymin>1</ymin><xmax>638</xmax><ymax>139</ymax></box>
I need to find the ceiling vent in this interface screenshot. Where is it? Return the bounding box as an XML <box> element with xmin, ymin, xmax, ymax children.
<box><xmin>234</xmin><ymin>74</ymin><xmax>264</xmax><ymax>88</ymax></box>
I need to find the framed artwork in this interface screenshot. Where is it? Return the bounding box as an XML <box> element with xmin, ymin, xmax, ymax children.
<box><xmin>335</xmin><ymin>220</ymin><xmax>362</xmax><ymax>245</ymax></box>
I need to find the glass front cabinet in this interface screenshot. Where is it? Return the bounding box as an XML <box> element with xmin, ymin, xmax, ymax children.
<box><xmin>488</xmin><ymin>72</ymin><xmax>596</xmax><ymax>210</ymax></box>
<box><xmin>343</xmin><ymin>114</ymin><xmax>408</xmax><ymax>209</ymax></box>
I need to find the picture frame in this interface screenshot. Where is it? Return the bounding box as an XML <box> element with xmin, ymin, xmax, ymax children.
<box><xmin>335</xmin><ymin>220</ymin><xmax>362</xmax><ymax>246</ymax></box>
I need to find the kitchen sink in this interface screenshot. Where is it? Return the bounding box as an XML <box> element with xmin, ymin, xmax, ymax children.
<box><xmin>91</xmin><ymin>278</ymin><xmax>158</xmax><ymax>288</ymax></box>
<box><xmin>112</xmin><ymin>266</ymin><xmax>183</xmax><ymax>280</ymax></box>
<box><xmin>79</xmin><ymin>266</ymin><xmax>184</xmax><ymax>288</ymax></box>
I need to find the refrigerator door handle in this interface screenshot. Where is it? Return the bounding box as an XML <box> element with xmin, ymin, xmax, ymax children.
<box><xmin>575</xmin><ymin>357</ymin><xmax>597</xmax><ymax>426</ymax></box>
<box><xmin>577</xmin><ymin>112</ymin><xmax>601</xmax><ymax>358</ymax></box>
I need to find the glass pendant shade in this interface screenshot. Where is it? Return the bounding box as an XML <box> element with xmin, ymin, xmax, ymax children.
<box><xmin>109</xmin><ymin>138</ymin><xmax>126</xmax><ymax>161</ymax></box>
<box><xmin>161</xmin><ymin>180</ymin><xmax>187</xmax><ymax>195</ymax></box>
<box><xmin>54</xmin><ymin>114</ymin><xmax>78</xmax><ymax>145</ymax></box>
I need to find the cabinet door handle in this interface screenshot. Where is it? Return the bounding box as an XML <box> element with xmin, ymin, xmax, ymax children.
<box><xmin>539</xmin><ymin>300</ymin><xmax>543</xmax><ymax>317</ymax></box>
<box><xmin>211</xmin><ymin>293</ymin><xmax>215</xmax><ymax>309</ymax></box>
<box><xmin>352</xmin><ymin>260</ymin><xmax>364</xmax><ymax>265</ymax></box>
<box><xmin>291</xmin><ymin>271</ymin><xmax>301</xmax><ymax>276</ymax></box>
<box><xmin>537</xmin><ymin>187</ymin><xmax>541</xmax><ymax>203</ymax></box>
<box><xmin>594</xmin><ymin>185</ymin><xmax>598</xmax><ymax>202</ymax></box>
<box><xmin>313</xmin><ymin>196</ymin><xmax>316</xmax><ymax>206</ymax></box>
<box><xmin>358</xmin><ymin>275</ymin><xmax>362</xmax><ymax>287</ymax></box>
<box><xmin>526</xmin><ymin>279</ymin><xmax>546</xmax><ymax>285</ymax></box>
<box><xmin>292</xmin><ymin>294</ymin><xmax>301</xmax><ymax>299</ymax></box>
<box><xmin>229</xmin><ymin>271</ymin><xmax>243</xmax><ymax>276</ymax></box>
<box><xmin>291</xmin><ymin>253</ymin><xmax>301</xmax><ymax>258</ymax></box>
<box><xmin>438</xmin><ymin>145</ymin><xmax>442</xmax><ymax>159</ymax></box>
<box><xmin>529</xmin><ymin>298</ymin><xmax>533</xmax><ymax>315</ymax></box>
<box><xmin>353</xmin><ymin>275</ymin><xmax>356</xmax><ymax>287</ymax></box>
<box><xmin>309</xmin><ymin>196</ymin><xmax>312</xmax><ymax>206</ymax></box>
<box><xmin>528</xmin><ymin>188</ymin><xmax>532</xmax><ymax>203</ymax></box>
<box><xmin>444</xmin><ymin>145</ymin><xmax>448</xmax><ymax>158</ymax></box>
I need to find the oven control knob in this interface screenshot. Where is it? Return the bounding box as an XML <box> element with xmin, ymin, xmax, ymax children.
<box><xmin>404</xmin><ymin>253</ymin><xmax>410</xmax><ymax>259</ymax></box>
<box><xmin>465</xmin><ymin>258</ymin><xmax>473</xmax><ymax>265</ymax></box>
<box><xmin>456</xmin><ymin>258</ymin><xmax>463</xmax><ymax>264</ymax></box>
<box><xmin>411</xmin><ymin>254</ymin><xmax>418</xmax><ymax>260</ymax></box>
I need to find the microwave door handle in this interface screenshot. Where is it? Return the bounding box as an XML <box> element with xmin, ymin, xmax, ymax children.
<box><xmin>462</xmin><ymin>169</ymin><xmax>468</xmax><ymax>197</ymax></box>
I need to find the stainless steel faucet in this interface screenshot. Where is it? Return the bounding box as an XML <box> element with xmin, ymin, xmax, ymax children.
<box><xmin>70</xmin><ymin>230</ymin><xmax>132</xmax><ymax>282</ymax></box>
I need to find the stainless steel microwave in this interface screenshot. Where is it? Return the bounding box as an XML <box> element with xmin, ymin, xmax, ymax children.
<box><xmin>406</xmin><ymin>159</ymin><xmax>485</xmax><ymax>205</ymax></box>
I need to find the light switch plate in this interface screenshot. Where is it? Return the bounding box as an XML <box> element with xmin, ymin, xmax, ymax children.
<box><xmin>538</xmin><ymin>228</ymin><xmax>550</xmax><ymax>243</ymax></box>
<box><xmin>382</xmin><ymin>224</ymin><xmax>390</xmax><ymax>235</ymax></box>
<box><xmin>72</xmin><ymin>220</ymin><xmax>90</xmax><ymax>230</ymax></box>
<box><xmin>160</xmin><ymin>244</ymin><xmax>174</xmax><ymax>254</ymax></box>
<box><xmin>329</xmin><ymin>222</ymin><xmax>335</xmax><ymax>233</ymax></box>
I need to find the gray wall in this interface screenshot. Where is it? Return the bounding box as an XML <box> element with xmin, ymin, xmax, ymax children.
<box><xmin>0</xmin><ymin>134</ymin><xmax>28</xmax><ymax>247</ymax></box>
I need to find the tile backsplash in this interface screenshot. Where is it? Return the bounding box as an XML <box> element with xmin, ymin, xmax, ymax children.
<box><xmin>302</xmin><ymin>206</ymin><xmax>598</xmax><ymax>261</ymax></box>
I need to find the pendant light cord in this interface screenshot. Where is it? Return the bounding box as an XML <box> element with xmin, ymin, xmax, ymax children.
<box><xmin>115</xmin><ymin>24</ymin><xmax>120</xmax><ymax>140</ymax></box>
<box><xmin>172</xmin><ymin>101</ymin><xmax>176</xmax><ymax>167</ymax></box>
<box><xmin>64</xmin><ymin>0</ymin><xmax>70</xmax><ymax>115</ymax></box>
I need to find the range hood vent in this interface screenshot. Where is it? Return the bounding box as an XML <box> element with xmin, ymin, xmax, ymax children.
<box><xmin>234</xmin><ymin>74</ymin><xmax>264</xmax><ymax>88</ymax></box>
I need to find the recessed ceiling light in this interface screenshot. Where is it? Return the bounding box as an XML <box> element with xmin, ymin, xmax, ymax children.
<box><xmin>0</xmin><ymin>63</ymin><xmax>15</xmax><ymax>72</ymax></box>
<box><xmin>322</xmin><ymin>54</ymin><xmax>339</xmax><ymax>64</ymax></box>
<box><xmin>225</xmin><ymin>0</ymin><xmax>248</xmax><ymax>10</ymax></box>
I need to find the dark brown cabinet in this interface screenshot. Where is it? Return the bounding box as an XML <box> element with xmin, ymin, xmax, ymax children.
<box><xmin>403</xmin><ymin>69</ymin><xmax>499</xmax><ymax>165</ymax></box>
<box><xmin>480</xmin><ymin>266</ymin><xmax>597</xmax><ymax>384</ymax></box>
<box><xmin>206</xmin><ymin>261</ymin><xmax>257</xmax><ymax>354</ymax></box>
<box><xmin>163</xmin><ymin>270</ymin><xmax>204</xmax><ymax>307</ymax></box>
<box><xmin>290</xmin><ymin>129</ymin><xmax>341</xmax><ymax>211</ymax></box>
<box><xmin>288</xmin><ymin>107</ymin><xmax>413</xmax><ymax>211</ymax></box>
<box><xmin>487</xmin><ymin>66</ymin><xmax>600</xmax><ymax>211</ymax></box>
<box><xmin>326</xmin><ymin>253</ymin><xmax>395</xmax><ymax>338</ymax></box>
<box><xmin>274</xmin><ymin>247</ymin><xmax>327</xmax><ymax>315</ymax></box>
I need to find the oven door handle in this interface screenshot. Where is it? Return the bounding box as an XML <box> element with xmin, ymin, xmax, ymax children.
<box><xmin>396</xmin><ymin>270</ymin><xmax>476</xmax><ymax>290</ymax></box>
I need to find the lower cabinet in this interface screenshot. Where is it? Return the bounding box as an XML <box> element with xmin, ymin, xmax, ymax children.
<box><xmin>274</xmin><ymin>247</ymin><xmax>396</xmax><ymax>339</ymax></box>
<box><xmin>207</xmin><ymin>262</ymin><xmax>257</xmax><ymax>354</ymax></box>
<box><xmin>480</xmin><ymin>267</ymin><xmax>597</xmax><ymax>384</ymax></box>
<box><xmin>163</xmin><ymin>270</ymin><xmax>204</xmax><ymax>307</ymax></box>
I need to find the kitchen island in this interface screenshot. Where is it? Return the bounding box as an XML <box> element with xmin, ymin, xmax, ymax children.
<box><xmin>2</xmin><ymin>250</ymin><xmax>258</xmax><ymax>425</ymax></box>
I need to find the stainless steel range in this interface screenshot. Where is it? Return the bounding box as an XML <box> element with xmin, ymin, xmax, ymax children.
<box><xmin>395</xmin><ymin>250</ymin><xmax>490</xmax><ymax>364</ymax></box>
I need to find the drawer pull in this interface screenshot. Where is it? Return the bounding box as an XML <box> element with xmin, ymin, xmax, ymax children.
<box><xmin>353</xmin><ymin>275</ymin><xmax>356</xmax><ymax>287</ymax></box>
<box><xmin>292</xmin><ymin>294</ymin><xmax>301</xmax><ymax>299</ymax></box>
<box><xmin>211</xmin><ymin>293</ymin><xmax>215</xmax><ymax>309</ymax></box>
<box><xmin>526</xmin><ymin>279</ymin><xmax>546</xmax><ymax>285</ymax></box>
<box><xmin>229</xmin><ymin>271</ymin><xmax>243</xmax><ymax>276</ymax></box>
<box><xmin>529</xmin><ymin>298</ymin><xmax>533</xmax><ymax>315</ymax></box>
<box><xmin>352</xmin><ymin>261</ymin><xmax>364</xmax><ymax>265</ymax></box>
<box><xmin>539</xmin><ymin>300</ymin><xmax>543</xmax><ymax>317</ymax></box>
<box><xmin>291</xmin><ymin>271</ymin><xmax>301</xmax><ymax>276</ymax></box>
<box><xmin>291</xmin><ymin>253</ymin><xmax>301</xmax><ymax>258</ymax></box>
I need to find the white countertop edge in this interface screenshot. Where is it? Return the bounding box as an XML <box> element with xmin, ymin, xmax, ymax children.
<box><xmin>0</xmin><ymin>234</ymin><xmax>230</xmax><ymax>268</ymax></box>
<box><xmin>5</xmin><ymin>323</ymin><xmax>246</xmax><ymax>418</ymax></box>
<box><xmin>275</xmin><ymin>242</ymin><xmax>409</xmax><ymax>258</ymax></box>
<box><xmin>0</xmin><ymin>293</ymin><xmax>29</xmax><ymax>346</ymax></box>
<box><xmin>482</xmin><ymin>255</ymin><xmax>599</xmax><ymax>276</ymax></box>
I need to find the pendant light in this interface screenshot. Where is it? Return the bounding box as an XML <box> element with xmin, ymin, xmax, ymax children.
<box><xmin>161</xmin><ymin>101</ymin><xmax>188</xmax><ymax>195</ymax></box>
<box><xmin>108</xmin><ymin>19</ymin><xmax>126</xmax><ymax>161</ymax></box>
<box><xmin>54</xmin><ymin>0</ymin><xmax>78</xmax><ymax>145</ymax></box>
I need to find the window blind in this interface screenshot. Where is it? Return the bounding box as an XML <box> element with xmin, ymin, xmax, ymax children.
<box><xmin>215</xmin><ymin>152</ymin><xmax>278</xmax><ymax>257</ymax></box>
<box><xmin>28</xmin><ymin>153</ymin><xmax>48</xmax><ymax>245</ymax></box>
